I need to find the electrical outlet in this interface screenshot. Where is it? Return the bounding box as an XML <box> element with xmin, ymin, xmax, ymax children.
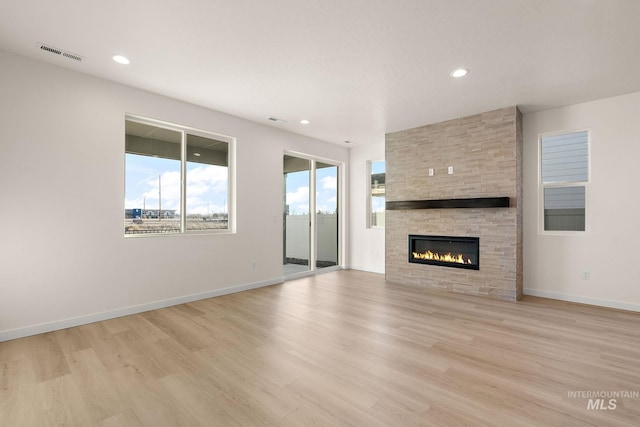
<box><xmin>448</xmin><ymin>166</ymin><xmax>454</xmax><ymax>175</ymax></box>
<box><xmin>582</xmin><ymin>271</ymin><xmax>590</xmax><ymax>280</ymax></box>
<box><xmin>428</xmin><ymin>168</ymin><xmax>434</xmax><ymax>176</ymax></box>
<box><xmin>251</xmin><ymin>260</ymin><xmax>256</xmax><ymax>269</ymax></box>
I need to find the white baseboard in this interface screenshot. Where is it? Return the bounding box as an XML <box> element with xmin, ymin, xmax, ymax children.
<box><xmin>524</xmin><ymin>288</ymin><xmax>640</xmax><ymax>312</ymax></box>
<box><xmin>0</xmin><ymin>277</ymin><xmax>284</xmax><ymax>343</ymax></box>
<box><xmin>283</xmin><ymin>265</ymin><xmax>344</xmax><ymax>281</ymax></box>
<box><xmin>349</xmin><ymin>264</ymin><xmax>385</xmax><ymax>275</ymax></box>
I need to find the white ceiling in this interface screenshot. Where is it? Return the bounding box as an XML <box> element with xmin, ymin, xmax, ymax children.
<box><xmin>1</xmin><ymin>0</ymin><xmax>639</xmax><ymax>146</ymax></box>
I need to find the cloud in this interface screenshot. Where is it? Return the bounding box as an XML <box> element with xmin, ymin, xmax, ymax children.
<box><xmin>320</xmin><ymin>176</ymin><xmax>337</xmax><ymax>191</ymax></box>
<box><xmin>187</xmin><ymin>165</ymin><xmax>228</xmax><ymax>196</ymax></box>
<box><xmin>285</xmin><ymin>186</ymin><xmax>310</xmax><ymax>214</ymax></box>
<box><xmin>140</xmin><ymin>170</ymin><xmax>181</xmax><ymax>210</ymax></box>
<box><xmin>125</xmin><ymin>165</ymin><xmax>228</xmax><ymax>214</ymax></box>
<box><xmin>286</xmin><ymin>186</ymin><xmax>309</xmax><ymax>205</ymax></box>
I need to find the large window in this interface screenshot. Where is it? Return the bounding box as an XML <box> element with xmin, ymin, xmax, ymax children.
<box><xmin>124</xmin><ymin>116</ymin><xmax>234</xmax><ymax>235</ymax></box>
<box><xmin>368</xmin><ymin>160</ymin><xmax>385</xmax><ymax>228</ymax></box>
<box><xmin>540</xmin><ymin>130</ymin><xmax>589</xmax><ymax>233</ymax></box>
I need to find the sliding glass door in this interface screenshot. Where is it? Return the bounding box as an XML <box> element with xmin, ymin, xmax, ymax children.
<box><xmin>283</xmin><ymin>154</ymin><xmax>340</xmax><ymax>277</ymax></box>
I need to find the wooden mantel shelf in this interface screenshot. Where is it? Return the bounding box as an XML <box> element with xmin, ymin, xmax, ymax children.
<box><xmin>386</xmin><ymin>197</ymin><xmax>510</xmax><ymax>210</ymax></box>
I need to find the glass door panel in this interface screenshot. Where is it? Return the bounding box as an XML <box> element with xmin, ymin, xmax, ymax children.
<box><xmin>283</xmin><ymin>155</ymin><xmax>311</xmax><ymax>275</ymax></box>
<box><xmin>315</xmin><ymin>162</ymin><xmax>338</xmax><ymax>269</ymax></box>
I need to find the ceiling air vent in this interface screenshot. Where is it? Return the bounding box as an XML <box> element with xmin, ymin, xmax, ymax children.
<box><xmin>38</xmin><ymin>43</ymin><xmax>84</xmax><ymax>62</ymax></box>
<box><xmin>40</xmin><ymin>44</ymin><xmax>62</xmax><ymax>55</ymax></box>
<box><xmin>62</xmin><ymin>51</ymin><xmax>83</xmax><ymax>62</ymax></box>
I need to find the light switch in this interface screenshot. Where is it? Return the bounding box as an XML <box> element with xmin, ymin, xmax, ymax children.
<box><xmin>428</xmin><ymin>168</ymin><xmax>434</xmax><ymax>176</ymax></box>
<box><xmin>448</xmin><ymin>166</ymin><xmax>454</xmax><ymax>175</ymax></box>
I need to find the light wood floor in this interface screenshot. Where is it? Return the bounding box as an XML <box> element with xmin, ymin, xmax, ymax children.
<box><xmin>2</xmin><ymin>270</ymin><xmax>639</xmax><ymax>426</ymax></box>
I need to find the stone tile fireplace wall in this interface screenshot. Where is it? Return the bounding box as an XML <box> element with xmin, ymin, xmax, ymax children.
<box><xmin>385</xmin><ymin>106</ymin><xmax>523</xmax><ymax>301</ymax></box>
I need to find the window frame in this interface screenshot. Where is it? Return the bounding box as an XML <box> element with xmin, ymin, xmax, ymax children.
<box><xmin>367</xmin><ymin>160</ymin><xmax>386</xmax><ymax>229</ymax></box>
<box><xmin>124</xmin><ymin>114</ymin><xmax>236</xmax><ymax>237</ymax></box>
<box><xmin>538</xmin><ymin>129</ymin><xmax>590</xmax><ymax>235</ymax></box>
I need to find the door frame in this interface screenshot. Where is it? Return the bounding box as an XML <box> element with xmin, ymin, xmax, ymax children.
<box><xmin>283</xmin><ymin>150</ymin><xmax>345</xmax><ymax>279</ymax></box>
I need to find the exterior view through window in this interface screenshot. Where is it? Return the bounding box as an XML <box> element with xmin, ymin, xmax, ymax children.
<box><xmin>540</xmin><ymin>130</ymin><xmax>589</xmax><ymax>232</ymax></box>
<box><xmin>370</xmin><ymin>160</ymin><xmax>385</xmax><ymax>227</ymax></box>
<box><xmin>124</xmin><ymin>116</ymin><xmax>232</xmax><ymax>235</ymax></box>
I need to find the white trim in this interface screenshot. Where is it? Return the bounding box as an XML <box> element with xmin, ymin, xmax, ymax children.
<box><xmin>310</xmin><ymin>159</ymin><xmax>317</xmax><ymax>271</ymax></box>
<box><xmin>524</xmin><ymin>288</ymin><xmax>640</xmax><ymax>313</ymax></box>
<box><xmin>125</xmin><ymin>113</ymin><xmax>235</xmax><ymax>144</ymax></box>
<box><xmin>226</xmin><ymin>132</ymin><xmax>237</xmax><ymax>233</ymax></box>
<box><xmin>284</xmin><ymin>270</ymin><xmax>317</xmax><ymax>281</ymax></box>
<box><xmin>283</xmin><ymin>149</ymin><xmax>339</xmax><ymax>167</ymax></box>
<box><xmin>180</xmin><ymin>129</ymin><xmax>187</xmax><ymax>233</ymax></box>
<box><xmin>124</xmin><ymin>113</ymin><xmax>236</xmax><ymax>236</ymax></box>
<box><xmin>350</xmin><ymin>264</ymin><xmax>385</xmax><ymax>275</ymax></box>
<box><xmin>284</xmin><ymin>265</ymin><xmax>343</xmax><ymax>281</ymax></box>
<box><xmin>339</xmin><ymin>158</ymin><xmax>348</xmax><ymax>269</ymax></box>
<box><xmin>366</xmin><ymin>160</ymin><xmax>373</xmax><ymax>228</ymax></box>
<box><xmin>0</xmin><ymin>277</ymin><xmax>283</xmax><ymax>343</ymax></box>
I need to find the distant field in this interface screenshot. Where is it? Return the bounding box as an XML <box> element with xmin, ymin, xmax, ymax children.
<box><xmin>124</xmin><ymin>219</ymin><xmax>228</xmax><ymax>234</ymax></box>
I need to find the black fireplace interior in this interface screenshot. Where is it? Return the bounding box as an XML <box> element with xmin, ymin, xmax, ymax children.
<box><xmin>408</xmin><ymin>235</ymin><xmax>479</xmax><ymax>270</ymax></box>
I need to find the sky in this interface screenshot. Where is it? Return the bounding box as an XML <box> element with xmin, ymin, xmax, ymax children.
<box><xmin>125</xmin><ymin>154</ymin><xmax>228</xmax><ymax>215</ymax></box>
<box><xmin>126</xmin><ymin>154</ymin><xmax>340</xmax><ymax>216</ymax></box>
<box><xmin>285</xmin><ymin>166</ymin><xmax>338</xmax><ymax>215</ymax></box>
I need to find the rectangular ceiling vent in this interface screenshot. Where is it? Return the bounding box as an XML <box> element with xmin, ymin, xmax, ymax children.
<box><xmin>38</xmin><ymin>43</ymin><xmax>84</xmax><ymax>62</ymax></box>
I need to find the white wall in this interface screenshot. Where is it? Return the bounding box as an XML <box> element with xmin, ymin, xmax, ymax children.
<box><xmin>349</xmin><ymin>143</ymin><xmax>385</xmax><ymax>274</ymax></box>
<box><xmin>523</xmin><ymin>91</ymin><xmax>640</xmax><ymax>311</ymax></box>
<box><xmin>0</xmin><ymin>50</ymin><xmax>349</xmax><ymax>340</ymax></box>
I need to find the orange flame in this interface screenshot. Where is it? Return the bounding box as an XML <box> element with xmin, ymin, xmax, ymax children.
<box><xmin>412</xmin><ymin>250</ymin><xmax>472</xmax><ymax>265</ymax></box>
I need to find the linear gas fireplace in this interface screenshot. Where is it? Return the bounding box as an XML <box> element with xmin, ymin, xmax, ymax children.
<box><xmin>408</xmin><ymin>235</ymin><xmax>479</xmax><ymax>270</ymax></box>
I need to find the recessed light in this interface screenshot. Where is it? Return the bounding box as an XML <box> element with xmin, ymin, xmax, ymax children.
<box><xmin>193</xmin><ymin>152</ymin><xmax>201</xmax><ymax>157</ymax></box>
<box><xmin>113</xmin><ymin>55</ymin><xmax>130</xmax><ymax>65</ymax></box>
<box><xmin>300</xmin><ymin>119</ymin><xmax>310</xmax><ymax>125</ymax></box>
<box><xmin>450</xmin><ymin>68</ymin><xmax>469</xmax><ymax>78</ymax></box>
